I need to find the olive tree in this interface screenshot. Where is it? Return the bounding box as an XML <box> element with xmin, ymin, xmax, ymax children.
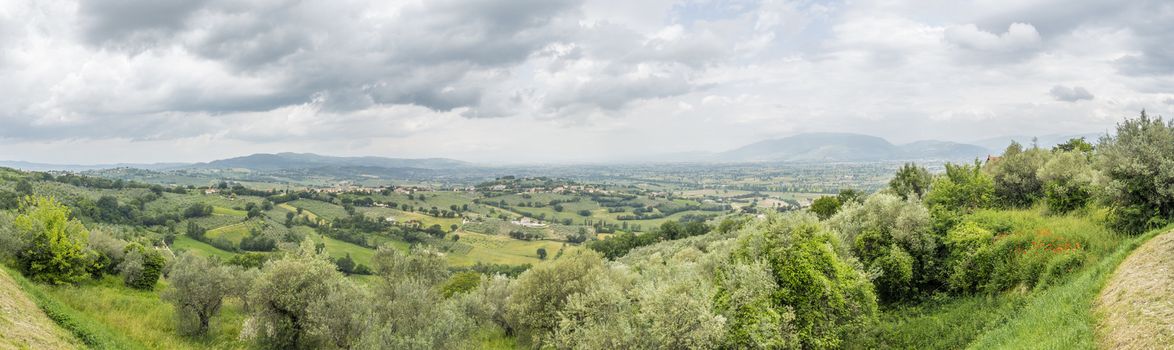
<box><xmin>360</xmin><ymin>246</ymin><xmax>476</xmax><ymax>349</ymax></box>
<box><xmin>119</xmin><ymin>242</ymin><xmax>166</xmax><ymax>290</ymax></box>
<box><xmin>987</xmin><ymin>142</ymin><xmax>1050</xmax><ymax>208</ymax></box>
<box><xmin>163</xmin><ymin>253</ymin><xmax>235</xmax><ymax>336</ymax></box>
<box><xmin>506</xmin><ymin>249</ymin><xmax>610</xmax><ymax>346</ymax></box>
<box><xmin>1096</xmin><ymin>111</ymin><xmax>1174</xmax><ymax>233</ymax></box>
<box><xmin>245</xmin><ymin>242</ymin><xmax>349</xmax><ymax>349</ymax></box>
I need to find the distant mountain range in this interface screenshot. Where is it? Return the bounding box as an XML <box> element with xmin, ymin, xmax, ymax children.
<box><xmin>0</xmin><ymin>132</ymin><xmax>1105</xmax><ymax>171</ymax></box>
<box><xmin>0</xmin><ymin>153</ymin><xmax>470</xmax><ymax>172</ymax></box>
<box><xmin>0</xmin><ymin>160</ymin><xmax>187</xmax><ymax>172</ymax></box>
<box><xmin>184</xmin><ymin>152</ymin><xmax>471</xmax><ymax>170</ymax></box>
<box><xmin>710</xmin><ymin>132</ymin><xmax>992</xmax><ymax>162</ymax></box>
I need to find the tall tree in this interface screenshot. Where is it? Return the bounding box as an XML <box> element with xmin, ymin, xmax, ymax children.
<box><xmin>889</xmin><ymin>163</ymin><xmax>933</xmax><ymax>200</ymax></box>
<box><xmin>1096</xmin><ymin>110</ymin><xmax>1174</xmax><ymax>233</ymax></box>
<box><xmin>163</xmin><ymin>253</ymin><xmax>235</xmax><ymax>336</ymax></box>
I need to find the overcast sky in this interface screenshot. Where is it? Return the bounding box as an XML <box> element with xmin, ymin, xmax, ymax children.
<box><xmin>1</xmin><ymin>0</ymin><xmax>1172</xmax><ymax>164</ymax></box>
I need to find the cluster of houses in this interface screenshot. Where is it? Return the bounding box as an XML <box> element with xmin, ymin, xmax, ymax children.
<box><xmin>511</xmin><ymin>217</ymin><xmax>548</xmax><ymax>228</ymax></box>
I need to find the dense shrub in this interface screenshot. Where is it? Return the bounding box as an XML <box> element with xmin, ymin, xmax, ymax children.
<box><xmin>925</xmin><ymin>161</ymin><xmax>994</xmax><ymax>233</ymax></box>
<box><xmin>119</xmin><ymin>242</ymin><xmax>166</xmax><ymax>290</ymax></box>
<box><xmin>987</xmin><ymin>142</ymin><xmax>1050</xmax><ymax>208</ymax></box>
<box><xmin>1037</xmin><ymin>151</ymin><xmax>1097</xmax><ymax>214</ymax></box>
<box><xmin>1096</xmin><ymin>110</ymin><xmax>1174</xmax><ymax>234</ymax></box>
<box><xmin>830</xmin><ymin>193</ymin><xmax>940</xmax><ymax>301</ymax></box>
<box><xmin>716</xmin><ymin>213</ymin><xmax>877</xmax><ymax>349</ymax></box>
<box><xmin>945</xmin><ymin>211</ymin><xmax>1094</xmax><ymax>294</ymax></box>
<box><xmin>14</xmin><ymin>196</ymin><xmax>99</xmax><ymax>285</ymax></box>
<box><xmin>506</xmin><ymin>250</ymin><xmax>610</xmax><ymax>346</ymax></box>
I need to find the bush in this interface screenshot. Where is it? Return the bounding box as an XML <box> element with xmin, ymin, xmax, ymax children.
<box><xmin>119</xmin><ymin>243</ymin><xmax>166</xmax><ymax>290</ymax></box>
<box><xmin>945</xmin><ymin>212</ymin><xmax>1094</xmax><ymax>294</ymax></box>
<box><xmin>1037</xmin><ymin>151</ymin><xmax>1096</xmax><ymax>214</ymax></box>
<box><xmin>716</xmin><ymin>212</ymin><xmax>877</xmax><ymax>349</ymax></box>
<box><xmin>506</xmin><ymin>250</ymin><xmax>610</xmax><ymax>346</ymax></box>
<box><xmin>925</xmin><ymin>161</ymin><xmax>994</xmax><ymax>233</ymax></box>
<box><xmin>1096</xmin><ymin>110</ymin><xmax>1174</xmax><ymax>234</ymax></box>
<box><xmin>810</xmin><ymin>196</ymin><xmax>841</xmax><ymax>220</ymax></box>
<box><xmin>988</xmin><ymin>142</ymin><xmax>1049</xmax><ymax>208</ymax></box>
<box><xmin>830</xmin><ymin>194</ymin><xmax>939</xmax><ymax>302</ymax></box>
<box><xmin>14</xmin><ymin>196</ymin><xmax>99</xmax><ymax>285</ymax></box>
<box><xmin>943</xmin><ymin>222</ymin><xmax>994</xmax><ymax>293</ymax></box>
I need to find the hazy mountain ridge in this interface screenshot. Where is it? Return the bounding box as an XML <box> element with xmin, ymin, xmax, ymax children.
<box><xmin>185</xmin><ymin>153</ymin><xmax>472</xmax><ymax>170</ymax></box>
<box><xmin>715</xmin><ymin>132</ymin><xmax>993</xmax><ymax>162</ymax></box>
<box><xmin>0</xmin><ymin>160</ymin><xmax>189</xmax><ymax>172</ymax></box>
<box><xmin>1</xmin><ymin>132</ymin><xmax>1105</xmax><ymax>171</ymax></box>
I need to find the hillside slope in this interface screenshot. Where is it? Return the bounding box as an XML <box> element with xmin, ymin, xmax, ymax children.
<box><xmin>1097</xmin><ymin>230</ymin><xmax>1174</xmax><ymax>349</ymax></box>
<box><xmin>0</xmin><ymin>268</ymin><xmax>81</xmax><ymax>349</ymax></box>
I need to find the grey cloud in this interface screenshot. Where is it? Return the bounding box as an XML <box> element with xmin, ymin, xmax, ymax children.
<box><xmin>944</xmin><ymin>22</ymin><xmax>1042</xmax><ymax>62</ymax></box>
<box><xmin>1050</xmin><ymin>85</ymin><xmax>1094</xmax><ymax>102</ymax></box>
<box><xmin>544</xmin><ymin>68</ymin><xmax>693</xmax><ymax>111</ymax></box>
<box><xmin>73</xmin><ymin>0</ymin><xmax>583</xmax><ymax>115</ymax></box>
<box><xmin>79</xmin><ymin>0</ymin><xmax>209</xmax><ymax>48</ymax></box>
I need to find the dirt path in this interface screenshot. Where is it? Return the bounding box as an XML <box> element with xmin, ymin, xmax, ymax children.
<box><xmin>0</xmin><ymin>268</ymin><xmax>80</xmax><ymax>350</ymax></box>
<box><xmin>1097</xmin><ymin>230</ymin><xmax>1174</xmax><ymax>349</ymax></box>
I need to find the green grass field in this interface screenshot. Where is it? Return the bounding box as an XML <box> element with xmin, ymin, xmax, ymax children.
<box><xmin>286</xmin><ymin>199</ymin><xmax>349</xmax><ymax>220</ymax></box>
<box><xmin>212</xmin><ymin>206</ymin><xmax>247</xmax><ymax>217</ymax></box>
<box><xmin>304</xmin><ymin>229</ymin><xmax>383</xmax><ymax>267</ymax></box>
<box><xmin>447</xmin><ymin>231</ymin><xmax>577</xmax><ymax>266</ymax></box>
<box><xmin>41</xmin><ymin>276</ymin><xmax>248</xmax><ymax>350</ymax></box>
<box><xmin>170</xmin><ymin>236</ymin><xmax>236</xmax><ymax>260</ymax></box>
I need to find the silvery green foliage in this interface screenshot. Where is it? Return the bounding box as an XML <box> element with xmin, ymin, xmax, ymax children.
<box><xmin>87</xmin><ymin>226</ymin><xmax>139</xmax><ymax>275</ymax></box>
<box><xmin>1037</xmin><ymin>151</ymin><xmax>1099</xmax><ymax>213</ymax></box>
<box><xmin>552</xmin><ymin>269</ymin><xmax>644</xmax><ymax>349</ymax></box>
<box><xmin>361</xmin><ymin>246</ymin><xmax>477</xmax><ymax>349</ymax></box>
<box><xmin>118</xmin><ymin>249</ymin><xmax>145</xmax><ymax>284</ymax></box>
<box><xmin>831</xmin><ymin>193</ymin><xmax>935</xmax><ymax>255</ymax></box>
<box><xmin>1095</xmin><ymin>111</ymin><xmax>1174</xmax><ymax>233</ymax></box>
<box><xmin>630</xmin><ymin>260</ymin><xmax>728</xmax><ymax>348</ymax></box>
<box><xmin>245</xmin><ymin>241</ymin><xmax>345</xmax><ymax>349</ymax></box>
<box><xmin>361</xmin><ymin>278</ymin><xmax>475</xmax><ymax>350</ymax></box>
<box><xmin>308</xmin><ymin>278</ymin><xmax>372</xmax><ymax>350</ymax></box>
<box><xmin>457</xmin><ymin>274</ymin><xmax>512</xmax><ymax>330</ymax></box>
<box><xmin>0</xmin><ymin>211</ymin><xmax>21</xmax><ymax>261</ymax></box>
<box><xmin>545</xmin><ymin>222</ymin><xmax>738</xmax><ymax>349</ymax></box>
<box><xmin>227</xmin><ymin>266</ymin><xmax>260</xmax><ymax>312</ymax></box>
<box><xmin>830</xmin><ymin>193</ymin><xmax>937</xmax><ymax>301</ymax></box>
<box><xmin>162</xmin><ymin>253</ymin><xmax>234</xmax><ymax>336</ymax></box>
<box><xmin>506</xmin><ymin>250</ymin><xmax>611</xmax><ymax>346</ymax></box>
<box><xmin>372</xmin><ymin>245</ymin><xmax>449</xmax><ymax>285</ymax></box>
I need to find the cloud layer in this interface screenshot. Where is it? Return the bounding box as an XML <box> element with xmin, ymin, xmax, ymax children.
<box><xmin>1</xmin><ymin>0</ymin><xmax>1173</xmax><ymax>163</ymax></box>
